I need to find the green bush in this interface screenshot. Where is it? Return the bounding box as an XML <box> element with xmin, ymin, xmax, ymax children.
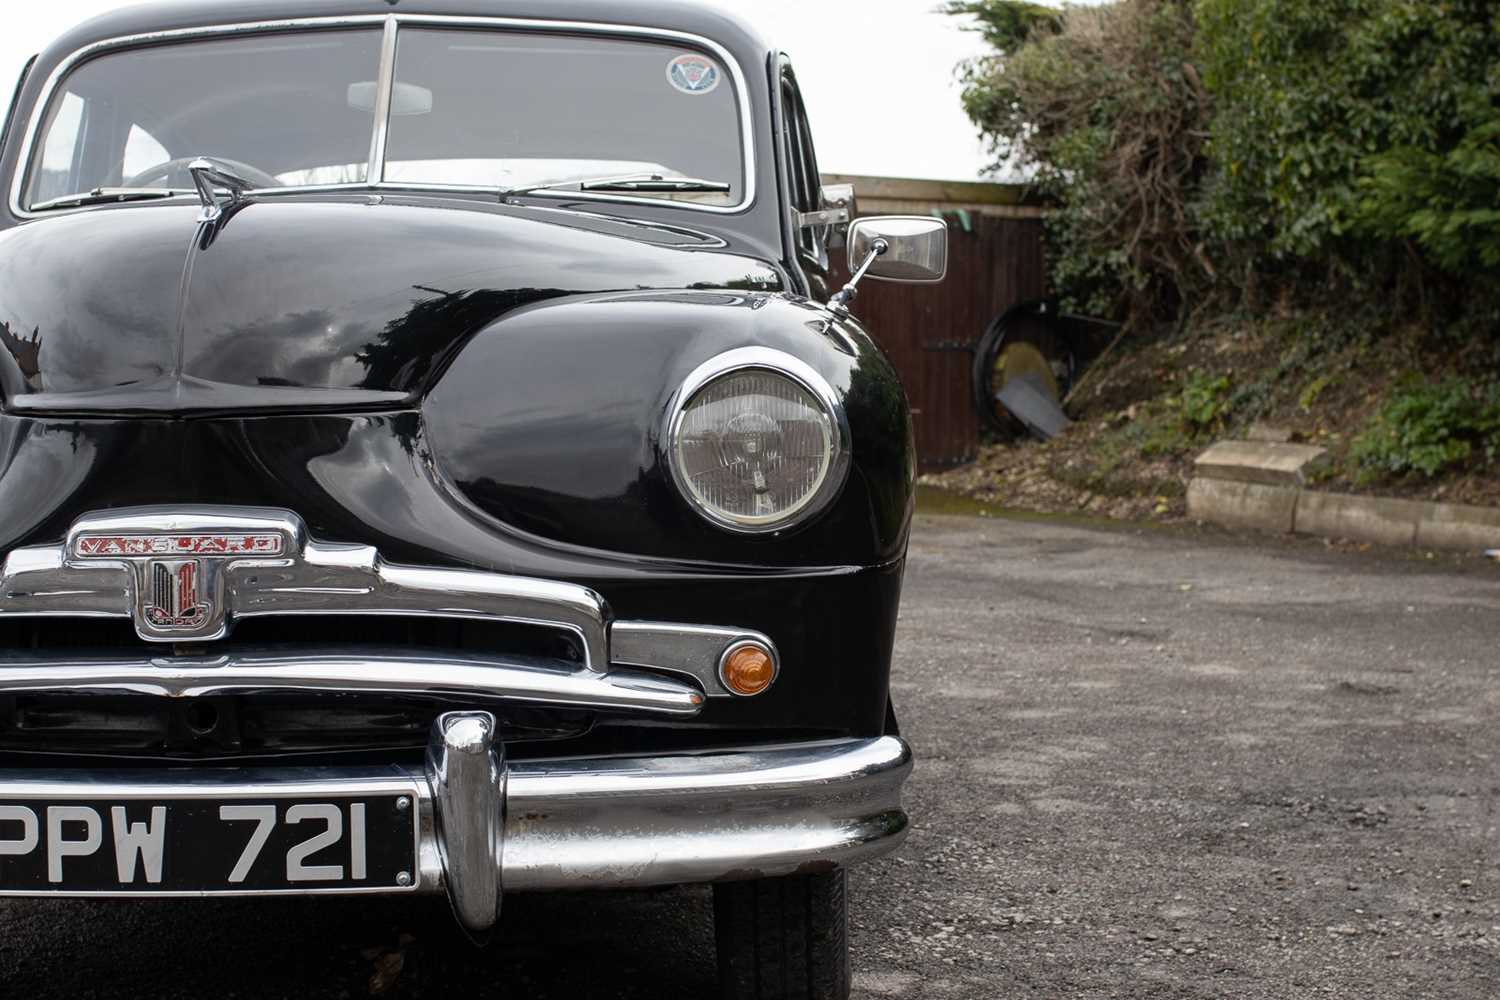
<box><xmin>1357</xmin><ymin>114</ymin><xmax>1500</xmax><ymax>274</ymax></box>
<box><xmin>945</xmin><ymin>0</ymin><xmax>1210</xmax><ymax>319</ymax></box>
<box><xmin>1350</xmin><ymin>378</ymin><xmax>1500</xmax><ymax>481</ymax></box>
<box><xmin>1195</xmin><ymin>0</ymin><xmax>1500</xmax><ymax>281</ymax></box>
<box><xmin>1119</xmin><ymin>372</ymin><xmax>1233</xmax><ymax>459</ymax></box>
<box><xmin>950</xmin><ymin>0</ymin><xmax>1500</xmax><ymax>322</ymax></box>
<box><xmin>1177</xmin><ymin>371</ymin><xmax>1233</xmax><ymax>431</ymax></box>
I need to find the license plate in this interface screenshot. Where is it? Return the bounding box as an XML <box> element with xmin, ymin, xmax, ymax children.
<box><xmin>0</xmin><ymin>791</ymin><xmax>418</xmax><ymax>894</ymax></box>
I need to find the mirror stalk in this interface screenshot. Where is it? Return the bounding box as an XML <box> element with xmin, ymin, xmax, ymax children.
<box><xmin>829</xmin><ymin>238</ymin><xmax>889</xmax><ymax>315</ymax></box>
<box><xmin>189</xmin><ymin>157</ymin><xmax>254</xmax><ymax>223</ymax></box>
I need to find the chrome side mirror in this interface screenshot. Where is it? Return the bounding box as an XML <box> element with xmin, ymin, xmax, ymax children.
<box><xmin>830</xmin><ymin>216</ymin><xmax>948</xmax><ymax>313</ymax></box>
<box><xmin>848</xmin><ymin>217</ymin><xmax>948</xmax><ymax>282</ymax></box>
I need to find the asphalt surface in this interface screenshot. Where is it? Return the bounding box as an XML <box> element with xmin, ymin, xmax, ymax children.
<box><xmin>1</xmin><ymin>512</ymin><xmax>1497</xmax><ymax>998</ymax></box>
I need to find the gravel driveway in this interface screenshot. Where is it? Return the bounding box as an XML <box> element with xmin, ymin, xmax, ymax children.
<box><xmin>1</xmin><ymin>512</ymin><xmax>1496</xmax><ymax>998</ymax></box>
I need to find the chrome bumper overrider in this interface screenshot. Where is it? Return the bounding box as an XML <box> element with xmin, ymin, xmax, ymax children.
<box><xmin>0</xmin><ymin>724</ymin><xmax>913</xmax><ymax>933</ymax></box>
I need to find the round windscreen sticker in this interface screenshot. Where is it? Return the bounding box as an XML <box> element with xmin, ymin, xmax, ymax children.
<box><xmin>667</xmin><ymin>53</ymin><xmax>722</xmax><ymax>95</ymax></box>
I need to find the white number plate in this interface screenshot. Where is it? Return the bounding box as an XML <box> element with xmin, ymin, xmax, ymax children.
<box><xmin>0</xmin><ymin>793</ymin><xmax>417</xmax><ymax>893</ymax></box>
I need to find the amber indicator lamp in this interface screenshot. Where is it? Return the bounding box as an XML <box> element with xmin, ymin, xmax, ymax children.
<box><xmin>719</xmin><ymin>641</ymin><xmax>777</xmax><ymax>697</ymax></box>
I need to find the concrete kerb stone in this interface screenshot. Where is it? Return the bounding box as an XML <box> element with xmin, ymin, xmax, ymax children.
<box><xmin>1193</xmin><ymin>440</ymin><xmax>1329</xmax><ymax>487</ymax></box>
<box><xmin>1189</xmin><ymin>440</ymin><xmax>1500</xmax><ymax>551</ymax></box>
<box><xmin>1187</xmin><ymin>477</ymin><xmax>1297</xmax><ymax>534</ymax></box>
<box><xmin>1414</xmin><ymin>501</ymin><xmax>1500</xmax><ymax>551</ymax></box>
<box><xmin>1294</xmin><ymin>491</ymin><xmax>1421</xmax><ymax>548</ymax></box>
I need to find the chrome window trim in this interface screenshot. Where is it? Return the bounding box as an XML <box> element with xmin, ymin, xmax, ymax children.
<box><xmin>9</xmin><ymin>13</ymin><xmax>757</xmax><ymax>220</ymax></box>
<box><xmin>663</xmin><ymin>346</ymin><xmax>852</xmax><ymax>536</ymax></box>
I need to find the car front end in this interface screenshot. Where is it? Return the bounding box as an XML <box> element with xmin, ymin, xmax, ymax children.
<box><xmin>0</xmin><ymin>4</ymin><xmax>937</xmax><ymax>995</ymax></box>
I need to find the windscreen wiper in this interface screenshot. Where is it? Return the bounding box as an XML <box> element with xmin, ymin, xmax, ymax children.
<box><xmin>500</xmin><ymin>173</ymin><xmax>731</xmax><ymax>203</ymax></box>
<box><xmin>30</xmin><ymin>188</ymin><xmax>187</xmax><ymax>211</ymax></box>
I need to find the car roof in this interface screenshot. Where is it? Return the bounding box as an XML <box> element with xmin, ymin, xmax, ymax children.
<box><xmin>43</xmin><ymin>1</ymin><xmax>774</xmax><ymax>65</ymax></box>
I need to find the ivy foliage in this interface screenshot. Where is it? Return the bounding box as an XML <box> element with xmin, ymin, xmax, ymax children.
<box><xmin>1357</xmin><ymin>115</ymin><xmax>1500</xmax><ymax>274</ymax></box>
<box><xmin>1350</xmin><ymin>378</ymin><xmax>1500</xmax><ymax>480</ymax></box>
<box><xmin>1196</xmin><ymin>0</ymin><xmax>1500</xmax><ymax>273</ymax></box>
<box><xmin>947</xmin><ymin>0</ymin><xmax>1500</xmax><ymax>321</ymax></box>
<box><xmin>1176</xmin><ymin>371</ymin><xmax>1233</xmax><ymax>433</ymax></box>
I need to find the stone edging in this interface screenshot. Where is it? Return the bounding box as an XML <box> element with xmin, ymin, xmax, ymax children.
<box><xmin>1187</xmin><ymin>440</ymin><xmax>1500</xmax><ymax>551</ymax></box>
<box><xmin>1187</xmin><ymin>478</ymin><xmax>1500</xmax><ymax>550</ymax></box>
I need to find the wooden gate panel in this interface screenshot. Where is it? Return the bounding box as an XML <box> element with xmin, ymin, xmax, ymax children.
<box><xmin>846</xmin><ymin>214</ymin><xmax>1048</xmax><ymax>472</ymax></box>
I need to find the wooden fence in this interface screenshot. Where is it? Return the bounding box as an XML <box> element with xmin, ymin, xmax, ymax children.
<box><xmin>826</xmin><ymin>175</ymin><xmax>1050</xmax><ymax>471</ymax></box>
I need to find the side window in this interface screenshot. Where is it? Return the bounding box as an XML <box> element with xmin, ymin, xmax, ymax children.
<box><xmin>779</xmin><ymin>69</ymin><xmax>828</xmax><ymax>277</ymax></box>
<box><xmin>27</xmin><ymin>87</ymin><xmax>176</xmax><ymax>203</ymax></box>
<box><xmin>792</xmin><ymin>105</ymin><xmax>822</xmax><ymax>252</ymax></box>
<box><xmin>779</xmin><ymin>81</ymin><xmax>810</xmax><ymax>214</ymax></box>
<box><xmin>123</xmin><ymin>125</ymin><xmax>171</xmax><ymax>180</ymax></box>
<box><xmin>32</xmin><ymin>92</ymin><xmax>86</xmax><ymax>205</ymax></box>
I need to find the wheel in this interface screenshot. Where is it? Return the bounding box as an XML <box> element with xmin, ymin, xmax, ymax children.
<box><xmin>713</xmin><ymin>869</ymin><xmax>851</xmax><ymax>1000</ymax></box>
<box><xmin>971</xmin><ymin>303</ymin><xmax>1076</xmax><ymax>438</ymax></box>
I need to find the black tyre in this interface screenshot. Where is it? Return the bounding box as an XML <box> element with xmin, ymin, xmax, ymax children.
<box><xmin>971</xmin><ymin>302</ymin><xmax>1076</xmax><ymax>438</ymax></box>
<box><xmin>713</xmin><ymin>869</ymin><xmax>850</xmax><ymax>1000</ymax></box>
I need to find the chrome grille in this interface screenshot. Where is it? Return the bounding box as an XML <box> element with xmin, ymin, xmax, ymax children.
<box><xmin>0</xmin><ymin>506</ymin><xmax>778</xmax><ymax>761</ymax></box>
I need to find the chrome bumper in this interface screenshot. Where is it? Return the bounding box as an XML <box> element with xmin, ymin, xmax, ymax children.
<box><xmin>0</xmin><ymin>723</ymin><xmax>913</xmax><ymax>934</ymax></box>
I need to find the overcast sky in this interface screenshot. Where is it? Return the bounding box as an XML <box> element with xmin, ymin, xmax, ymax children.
<box><xmin>0</xmin><ymin>1</ymin><xmax>1002</xmax><ymax>181</ymax></box>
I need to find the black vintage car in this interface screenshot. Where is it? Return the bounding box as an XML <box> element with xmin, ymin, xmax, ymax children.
<box><xmin>0</xmin><ymin>3</ymin><xmax>945</xmax><ymax>996</ymax></box>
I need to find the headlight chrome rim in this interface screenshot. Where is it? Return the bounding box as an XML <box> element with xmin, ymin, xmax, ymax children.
<box><xmin>665</xmin><ymin>347</ymin><xmax>851</xmax><ymax>535</ymax></box>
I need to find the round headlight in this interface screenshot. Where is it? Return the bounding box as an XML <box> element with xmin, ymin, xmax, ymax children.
<box><xmin>667</xmin><ymin>349</ymin><xmax>848</xmax><ymax>533</ymax></box>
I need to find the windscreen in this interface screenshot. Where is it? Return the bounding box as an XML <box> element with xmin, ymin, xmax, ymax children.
<box><xmin>24</xmin><ymin>30</ymin><xmax>384</xmax><ymax>207</ymax></box>
<box><xmin>381</xmin><ymin>28</ymin><xmax>745</xmax><ymax>203</ymax></box>
<box><xmin>22</xmin><ymin>25</ymin><xmax>746</xmax><ymax>210</ymax></box>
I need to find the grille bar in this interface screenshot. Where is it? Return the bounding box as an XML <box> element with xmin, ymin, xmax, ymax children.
<box><xmin>0</xmin><ymin>506</ymin><xmax>611</xmax><ymax>668</ymax></box>
<box><xmin>1</xmin><ymin>506</ymin><xmax>779</xmax><ymax>703</ymax></box>
<box><xmin>0</xmin><ymin>648</ymin><xmax>703</xmax><ymax>716</ymax></box>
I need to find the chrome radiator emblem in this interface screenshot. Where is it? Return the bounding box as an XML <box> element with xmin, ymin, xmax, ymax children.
<box><xmin>145</xmin><ymin>560</ymin><xmax>207</xmax><ymax>630</ymax></box>
<box><xmin>70</xmin><ymin>526</ymin><xmax>286</xmax><ymax>641</ymax></box>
